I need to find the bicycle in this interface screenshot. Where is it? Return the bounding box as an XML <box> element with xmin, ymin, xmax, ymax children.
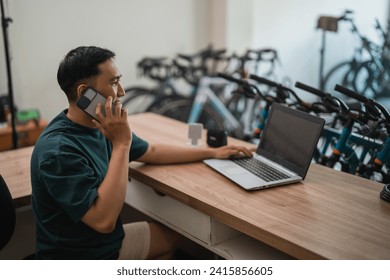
<box><xmin>217</xmin><ymin>73</ymin><xmax>309</xmax><ymax>142</ymax></box>
<box><xmin>319</xmin><ymin>84</ymin><xmax>382</xmax><ymax>173</ymax></box>
<box><xmin>246</xmin><ymin>75</ymin><xmax>308</xmax><ymax>138</ymax></box>
<box><xmin>319</xmin><ymin>10</ymin><xmax>390</xmax><ymax>102</ymax></box>
<box><xmin>122</xmin><ymin>57</ymin><xmax>185</xmax><ymax>115</ymax></box>
<box><xmin>336</xmin><ymin>85</ymin><xmax>390</xmax><ymax>183</ymax></box>
<box><xmin>295</xmin><ymin>81</ymin><xmax>368</xmax><ymax>167</ymax></box>
<box><xmin>121</xmin><ymin>45</ymin><xmax>287</xmax><ymax>140</ymax></box>
<box><xmin>350</xmin><ymin>21</ymin><xmax>390</xmax><ymax>101</ymax></box>
<box><xmin>152</xmin><ymin>74</ymin><xmax>244</xmax><ymax>138</ymax></box>
<box><xmin>122</xmin><ymin>45</ymin><xmax>225</xmax><ymax>115</ymax></box>
<box><xmin>147</xmin><ymin>48</ymin><xmax>284</xmax><ymax>138</ymax></box>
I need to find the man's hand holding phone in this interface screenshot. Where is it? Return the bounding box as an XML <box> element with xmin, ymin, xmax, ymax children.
<box><xmin>93</xmin><ymin>96</ymin><xmax>132</xmax><ymax>149</ymax></box>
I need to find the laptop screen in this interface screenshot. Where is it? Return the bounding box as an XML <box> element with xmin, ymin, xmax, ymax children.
<box><xmin>257</xmin><ymin>103</ymin><xmax>325</xmax><ymax>178</ymax></box>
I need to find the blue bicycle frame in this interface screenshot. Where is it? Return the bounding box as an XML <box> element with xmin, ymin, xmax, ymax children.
<box><xmin>374</xmin><ymin>137</ymin><xmax>390</xmax><ymax>170</ymax></box>
<box><xmin>188</xmin><ymin>77</ymin><xmax>242</xmax><ymax>135</ymax></box>
<box><xmin>323</xmin><ymin>118</ymin><xmax>383</xmax><ymax>173</ymax></box>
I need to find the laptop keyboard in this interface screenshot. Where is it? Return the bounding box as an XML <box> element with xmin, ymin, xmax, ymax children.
<box><xmin>231</xmin><ymin>157</ymin><xmax>290</xmax><ymax>182</ymax></box>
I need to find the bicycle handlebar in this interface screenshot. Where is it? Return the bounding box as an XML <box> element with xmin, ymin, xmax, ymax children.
<box><xmin>249</xmin><ymin>74</ymin><xmax>301</xmax><ymax>100</ymax></box>
<box><xmin>217</xmin><ymin>72</ymin><xmax>260</xmax><ymax>99</ymax></box>
<box><xmin>334</xmin><ymin>84</ymin><xmax>383</xmax><ymax>121</ymax></box>
<box><xmin>249</xmin><ymin>74</ymin><xmax>278</xmax><ymax>87</ymax></box>
<box><xmin>256</xmin><ymin>48</ymin><xmax>278</xmax><ymax>61</ymax></box>
<box><xmin>177</xmin><ymin>46</ymin><xmax>227</xmax><ymax>62</ymax></box>
<box><xmin>333</xmin><ymin>85</ymin><xmax>389</xmax><ymax>123</ymax></box>
<box><xmin>136</xmin><ymin>57</ymin><xmax>177</xmax><ymax>81</ymax></box>
<box><xmin>217</xmin><ymin>72</ymin><xmax>247</xmax><ymax>85</ymax></box>
<box><xmin>295</xmin><ymin>81</ymin><xmax>343</xmax><ymax>113</ymax></box>
<box><xmin>338</xmin><ymin>9</ymin><xmax>353</xmax><ymax>21</ymax></box>
<box><xmin>295</xmin><ymin>81</ymin><xmax>326</xmax><ymax>98</ymax></box>
<box><xmin>249</xmin><ymin>74</ymin><xmax>307</xmax><ymax>107</ymax></box>
<box><xmin>334</xmin><ymin>84</ymin><xmax>367</xmax><ymax>103</ymax></box>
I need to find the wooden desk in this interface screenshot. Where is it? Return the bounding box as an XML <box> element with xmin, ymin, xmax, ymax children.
<box><xmin>127</xmin><ymin>113</ymin><xmax>390</xmax><ymax>260</ymax></box>
<box><xmin>2</xmin><ymin>113</ymin><xmax>389</xmax><ymax>259</ymax></box>
<box><xmin>0</xmin><ymin>120</ymin><xmax>47</xmax><ymax>151</ymax></box>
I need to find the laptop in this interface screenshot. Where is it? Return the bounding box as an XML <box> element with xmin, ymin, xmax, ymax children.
<box><xmin>204</xmin><ymin>103</ymin><xmax>325</xmax><ymax>190</ymax></box>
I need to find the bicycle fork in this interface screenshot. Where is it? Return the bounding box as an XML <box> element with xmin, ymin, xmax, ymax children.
<box><xmin>253</xmin><ymin>105</ymin><xmax>270</xmax><ymax>138</ymax></box>
<box><xmin>325</xmin><ymin>119</ymin><xmax>355</xmax><ymax>171</ymax></box>
<box><xmin>355</xmin><ymin>136</ymin><xmax>390</xmax><ymax>181</ymax></box>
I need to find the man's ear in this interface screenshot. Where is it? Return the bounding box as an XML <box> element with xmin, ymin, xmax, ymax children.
<box><xmin>76</xmin><ymin>84</ymin><xmax>88</xmax><ymax>100</ymax></box>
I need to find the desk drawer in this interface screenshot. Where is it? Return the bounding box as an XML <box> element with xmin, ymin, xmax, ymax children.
<box><xmin>125</xmin><ymin>179</ymin><xmax>286</xmax><ymax>260</ymax></box>
<box><xmin>125</xmin><ymin>179</ymin><xmax>211</xmax><ymax>243</ymax></box>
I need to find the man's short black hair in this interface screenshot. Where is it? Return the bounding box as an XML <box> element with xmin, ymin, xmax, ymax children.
<box><xmin>57</xmin><ymin>46</ymin><xmax>115</xmax><ymax>102</ymax></box>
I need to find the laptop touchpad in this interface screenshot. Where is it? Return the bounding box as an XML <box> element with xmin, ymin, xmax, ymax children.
<box><xmin>220</xmin><ymin>165</ymin><xmax>246</xmax><ymax>175</ymax></box>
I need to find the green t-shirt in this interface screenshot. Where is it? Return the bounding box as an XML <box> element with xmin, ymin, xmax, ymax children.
<box><xmin>31</xmin><ymin>110</ymin><xmax>148</xmax><ymax>259</ymax></box>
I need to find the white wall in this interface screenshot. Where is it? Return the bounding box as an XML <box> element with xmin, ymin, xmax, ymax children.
<box><xmin>0</xmin><ymin>0</ymin><xmax>208</xmax><ymax>120</ymax></box>
<box><xmin>0</xmin><ymin>0</ymin><xmax>389</xmax><ymax>121</ymax></box>
<box><xmin>250</xmin><ymin>0</ymin><xmax>389</xmax><ymax>95</ymax></box>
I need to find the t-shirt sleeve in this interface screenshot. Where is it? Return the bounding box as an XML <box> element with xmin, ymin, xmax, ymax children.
<box><xmin>39</xmin><ymin>151</ymin><xmax>100</xmax><ymax>223</ymax></box>
<box><xmin>129</xmin><ymin>132</ymin><xmax>149</xmax><ymax>161</ymax></box>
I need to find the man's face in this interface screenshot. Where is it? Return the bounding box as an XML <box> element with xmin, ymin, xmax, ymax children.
<box><xmin>93</xmin><ymin>58</ymin><xmax>125</xmax><ymax>103</ymax></box>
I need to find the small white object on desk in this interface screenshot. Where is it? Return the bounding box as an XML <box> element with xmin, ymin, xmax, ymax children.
<box><xmin>188</xmin><ymin>123</ymin><xmax>203</xmax><ymax>146</ymax></box>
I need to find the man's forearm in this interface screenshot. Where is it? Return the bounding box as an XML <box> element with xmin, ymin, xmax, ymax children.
<box><xmin>139</xmin><ymin>144</ymin><xmax>215</xmax><ymax>164</ymax></box>
<box><xmin>82</xmin><ymin>145</ymin><xmax>130</xmax><ymax>233</ymax></box>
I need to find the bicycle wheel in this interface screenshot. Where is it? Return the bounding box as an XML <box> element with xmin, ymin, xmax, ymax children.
<box><xmin>152</xmin><ymin>96</ymin><xmax>225</xmax><ymax>131</ymax></box>
<box><xmin>122</xmin><ymin>87</ymin><xmax>156</xmax><ymax>115</ymax></box>
<box><xmin>376</xmin><ymin>96</ymin><xmax>390</xmax><ymax>111</ymax></box>
<box><xmin>352</xmin><ymin>60</ymin><xmax>378</xmax><ymax>98</ymax></box>
<box><xmin>323</xmin><ymin>60</ymin><xmax>358</xmax><ymax>98</ymax></box>
<box><xmin>353</xmin><ymin>60</ymin><xmax>390</xmax><ymax>99</ymax></box>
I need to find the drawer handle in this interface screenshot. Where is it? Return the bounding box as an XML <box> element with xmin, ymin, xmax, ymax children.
<box><xmin>153</xmin><ymin>189</ymin><xmax>166</xmax><ymax>197</ymax></box>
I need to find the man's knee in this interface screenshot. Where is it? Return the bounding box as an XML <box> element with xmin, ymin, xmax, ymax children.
<box><xmin>147</xmin><ymin>222</ymin><xmax>182</xmax><ymax>259</ymax></box>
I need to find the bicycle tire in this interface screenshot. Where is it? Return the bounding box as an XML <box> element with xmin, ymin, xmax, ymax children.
<box><xmin>352</xmin><ymin>60</ymin><xmax>390</xmax><ymax>99</ymax></box>
<box><xmin>352</xmin><ymin>60</ymin><xmax>378</xmax><ymax>98</ymax></box>
<box><xmin>122</xmin><ymin>87</ymin><xmax>156</xmax><ymax>115</ymax></box>
<box><xmin>323</xmin><ymin>60</ymin><xmax>358</xmax><ymax>97</ymax></box>
<box><xmin>375</xmin><ymin>96</ymin><xmax>390</xmax><ymax>111</ymax></box>
<box><xmin>152</xmin><ymin>96</ymin><xmax>226</xmax><ymax>131</ymax></box>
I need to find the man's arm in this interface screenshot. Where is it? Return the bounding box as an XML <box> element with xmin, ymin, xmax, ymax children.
<box><xmin>82</xmin><ymin>99</ymin><xmax>131</xmax><ymax>233</ymax></box>
<box><xmin>138</xmin><ymin>143</ymin><xmax>253</xmax><ymax>164</ymax></box>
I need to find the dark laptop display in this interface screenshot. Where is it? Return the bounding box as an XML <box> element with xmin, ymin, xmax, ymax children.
<box><xmin>257</xmin><ymin>103</ymin><xmax>325</xmax><ymax>179</ymax></box>
<box><xmin>204</xmin><ymin>103</ymin><xmax>325</xmax><ymax>190</ymax></box>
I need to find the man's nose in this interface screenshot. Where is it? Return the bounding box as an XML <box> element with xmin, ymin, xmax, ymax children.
<box><xmin>118</xmin><ymin>83</ymin><xmax>125</xmax><ymax>97</ymax></box>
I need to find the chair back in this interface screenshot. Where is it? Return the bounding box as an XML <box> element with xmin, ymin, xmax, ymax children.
<box><xmin>0</xmin><ymin>175</ymin><xmax>16</xmax><ymax>251</ymax></box>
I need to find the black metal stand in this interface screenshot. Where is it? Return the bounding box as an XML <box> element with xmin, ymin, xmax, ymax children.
<box><xmin>1</xmin><ymin>0</ymin><xmax>17</xmax><ymax>149</ymax></box>
<box><xmin>319</xmin><ymin>30</ymin><xmax>326</xmax><ymax>91</ymax></box>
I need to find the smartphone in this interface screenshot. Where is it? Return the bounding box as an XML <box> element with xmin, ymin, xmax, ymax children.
<box><xmin>76</xmin><ymin>87</ymin><xmax>115</xmax><ymax>121</ymax></box>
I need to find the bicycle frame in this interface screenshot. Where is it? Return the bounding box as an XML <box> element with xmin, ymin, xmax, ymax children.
<box><xmin>188</xmin><ymin>77</ymin><xmax>242</xmax><ymax>136</ymax></box>
<box><xmin>355</xmin><ymin>131</ymin><xmax>389</xmax><ymax>183</ymax></box>
<box><xmin>321</xmin><ymin>121</ymin><xmax>382</xmax><ymax>173</ymax></box>
<box><xmin>375</xmin><ymin>137</ymin><xmax>390</xmax><ymax>167</ymax></box>
<box><xmin>254</xmin><ymin>104</ymin><xmax>270</xmax><ymax>137</ymax></box>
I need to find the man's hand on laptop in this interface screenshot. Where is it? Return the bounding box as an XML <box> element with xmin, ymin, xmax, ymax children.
<box><xmin>213</xmin><ymin>145</ymin><xmax>253</xmax><ymax>159</ymax></box>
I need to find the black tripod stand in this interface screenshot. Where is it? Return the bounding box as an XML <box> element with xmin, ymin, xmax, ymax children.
<box><xmin>316</xmin><ymin>10</ymin><xmax>353</xmax><ymax>91</ymax></box>
<box><xmin>1</xmin><ymin>0</ymin><xmax>17</xmax><ymax>149</ymax></box>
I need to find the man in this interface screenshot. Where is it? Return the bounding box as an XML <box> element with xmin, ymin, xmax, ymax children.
<box><xmin>31</xmin><ymin>46</ymin><xmax>252</xmax><ymax>260</ymax></box>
